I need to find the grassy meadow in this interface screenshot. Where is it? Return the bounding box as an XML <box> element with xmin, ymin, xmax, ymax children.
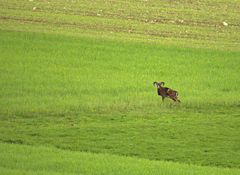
<box><xmin>0</xmin><ymin>0</ymin><xmax>240</xmax><ymax>174</ymax></box>
<box><xmin>1</xmin><ymin>143</ymin><xmax>240</xmax><ymax>175</ymax></box>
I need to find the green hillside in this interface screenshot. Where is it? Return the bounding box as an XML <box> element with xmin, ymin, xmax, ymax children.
<box><xmin>0</xmin><ymin>0</ymin><xmax>239</xmax><ymax>174</ymax></box>
<box><xmin>1</xmin><ymin>143</ymin><xmax>240</xmax><ymax>175</ymax></box>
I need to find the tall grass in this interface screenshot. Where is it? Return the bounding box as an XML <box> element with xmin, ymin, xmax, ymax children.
<box><xmin>0</xmin><ymin>0</ymin><xmax>240</xmax><ymax>171</ymax></box>
<box><xmin>0</xmin><ymin>30</ymin><xmax>239</xmax><ymax>116</ymax></box>
<box><xmin>0</xmin><ymin>30</ymin><xmax>239</xmax><ymax>168</ymax></box>
<box><xmin>1</xmin><ymin>143</ymin><xmax>240</xmax><ymax>175</ymax></box>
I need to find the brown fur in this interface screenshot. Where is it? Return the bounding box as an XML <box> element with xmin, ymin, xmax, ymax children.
<box><xmin>154</xmin><ymin>82</ymin><xmax>181</xmax><ymax>103</ymax></box>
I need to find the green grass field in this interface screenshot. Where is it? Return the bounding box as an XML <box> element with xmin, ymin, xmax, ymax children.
<box><xmin>1</xmin><ymin>143</ymin><xmax>240</xmax><ymax>175</ymax></box>
<box><xmin>0</xmin><ymin>0</ymin><xmax>240</xmax><ymax>174</ymax></box>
